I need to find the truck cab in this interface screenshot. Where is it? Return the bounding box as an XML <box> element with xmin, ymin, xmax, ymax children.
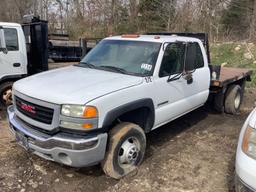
<box><xmin>0</xmin><ymin>17</ymin><xmax>48</xmax><ymax>106</ymax></box>
<box><xmin>0</xmin><ymin>23</ymin><xmax>27</xmax><ymax>105</ymax></box>
<box><xmin>7</xmin><ymin>34</ymin><xmax>252</xmax><ymax>179</ymax></box>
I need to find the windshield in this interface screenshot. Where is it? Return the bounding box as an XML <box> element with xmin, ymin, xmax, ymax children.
<box><xmin>80</xmin><ymin>40</ymin><xmax>161</xmax><ymax>76</ymax></box>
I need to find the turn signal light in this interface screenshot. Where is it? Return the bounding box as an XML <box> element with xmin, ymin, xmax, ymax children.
<box><xmin>82</xmin><ymin>123</ymin><xmax>93</xmax><ymax>129</ymax></box>
<box><xmin>212</xmin><ymin>81</ymin><xmax>220</xmax><ymax>87</ymax></box>
<box><xmin>83</xmin><ymin>106</ymin><xmax>98</xmax><ymax>118</ymax></box>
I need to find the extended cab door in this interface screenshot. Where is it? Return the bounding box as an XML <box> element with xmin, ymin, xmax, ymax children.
<box><xmin>0</xmin><ymin>26</ymin><xmax>27</xmax><ymax>80</ymax></box>
<box><xmin>184</xmin><ymin>42</ymin><xmax>210</xmax><ymax>109</ymax></box>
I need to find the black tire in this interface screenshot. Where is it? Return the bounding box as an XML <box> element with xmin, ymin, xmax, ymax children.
<box><xmin>224</xmin><ymin>85</ymin><xmax>242</xmax><ymax>114</ymax></box>
<box><xmin>101</xmin><ymin>122</ymin><xmax>146</xmax><ymax>179</ymax></box>
<box><xmin>0</xmin><ymin>82</ymin><xmax>13</xmax><ymax>107</ymax></box>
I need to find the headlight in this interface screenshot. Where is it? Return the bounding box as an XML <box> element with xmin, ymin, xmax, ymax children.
<box><xmin>60</xmin><ymin>105</ymin><xmax>98</xmax><ymax>130</ymax></box>
<box><xmin>61</xmin><ymin>105</ymin><xmax>98</xmax><ymax>118</ymax></box>
<box><xmin>242</xmin><ymin>125</ymin><xmax>256</xmax><ymax>159</ymax></box>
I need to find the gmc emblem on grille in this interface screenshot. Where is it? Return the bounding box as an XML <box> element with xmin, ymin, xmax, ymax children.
<box><xmin>20</xmin><ymin>103</ymin><xmax>36</xmax><ymax>114</ymax></box>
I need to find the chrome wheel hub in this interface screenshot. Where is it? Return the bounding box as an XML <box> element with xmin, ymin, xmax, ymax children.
<box><xmin>2</xmin><ymin>88</ymin><xmax>12</xmax><ymax>105</ymax></box>
<box><xmin>118</xmin><ymin>137</ymin><xmax>140</xmax><ymax>166</ymax></box>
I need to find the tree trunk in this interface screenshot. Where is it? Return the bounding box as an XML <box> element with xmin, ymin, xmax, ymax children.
<box><xmin>250</xmin><ymin>0</ymin><xmax>256</xmax><ymax>40</ymax></box>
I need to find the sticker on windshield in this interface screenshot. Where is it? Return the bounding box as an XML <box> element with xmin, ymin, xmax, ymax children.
<box><xmin>141</xmin><ymin>63</ymin><xmax>152</xmax><ymax>71</ymax></box>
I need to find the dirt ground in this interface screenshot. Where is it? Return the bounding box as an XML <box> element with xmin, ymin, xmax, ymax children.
<box><xmin>0</xmin><ymin>89</ymin><xmax>255</xmax><ymax>192</ymax></box>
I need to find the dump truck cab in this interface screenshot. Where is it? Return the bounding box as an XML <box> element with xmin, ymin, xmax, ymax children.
<box><xmin>0</xmin><ymin>22</ymin><xmax>28</xmax><ymax>80</ymax></box>
<box><xmin>0</xmin><ymin>16</ymin><xmax>48</xmax><ymax>106</ymax></box>
<box><xmin>0</xmin><ymin>23</ymin><xmax>28</xmax><ymax>105</ymax></box>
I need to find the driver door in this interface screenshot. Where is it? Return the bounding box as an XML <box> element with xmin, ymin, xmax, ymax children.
<box><xmin>154</xmin><ymin>42</ymin><xmax>192</xmax><ymax>126</ymax></box>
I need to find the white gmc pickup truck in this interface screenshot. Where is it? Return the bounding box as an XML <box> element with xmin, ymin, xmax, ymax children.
<box><xmin>7</xmin><ymin>33</ymin><xmax>252</xmax><ymax>179</ymax></box>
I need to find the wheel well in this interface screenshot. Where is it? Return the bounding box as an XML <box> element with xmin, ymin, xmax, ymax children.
<box><xmin>224</xmin><ymin>79</ymin><xmax>245</xmax><ymax>98</ymax></box>
<box><xmin>115</xmin><ymin>107</ymin><xmax>153</xmax><ymax>133</ymax></box>
<box><xmin>230</xmin><ymin>79</ymin><xmax>245</xmax><ymax>89</ymax></box>
<box><xmin>102</xmin><ymin>99</ymin><xmax>155</xmax><ymax>133</ymax></box>
<box><xmin>0</xmin><ymin>77</ymin><xmax>21</xmax><ymax>85</ymax></box>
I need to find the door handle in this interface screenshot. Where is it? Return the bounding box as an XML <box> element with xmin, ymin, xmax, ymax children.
<box><xmin>187</xmin><ymin>77</ymin><xmax>193</xmax><ymax>84</ymax></box>
<box><xmin>13</xmin><ymin>63</ymin><xmax>21</xmax><ymax>67</ymax></box>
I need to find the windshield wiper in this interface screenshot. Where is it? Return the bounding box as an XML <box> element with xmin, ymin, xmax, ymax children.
<box><xmin>99</xmin><ymin>65</ymin><xmax>128</xmax><ymax>74</ymax></box>
<box><xmin>78</xmin><ymin>62</ymin><xmax>97</xmax><ymax>69</ymax></box>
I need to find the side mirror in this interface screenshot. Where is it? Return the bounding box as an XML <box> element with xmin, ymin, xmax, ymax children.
<box><xmin>0</xmin><ymin>27</ymin><xmax>8</xmax><ymax>54</ymax></box>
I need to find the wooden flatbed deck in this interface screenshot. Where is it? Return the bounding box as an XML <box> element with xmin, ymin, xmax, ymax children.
<box><xmin>211</xmin><ymin>67</ymin><xmax>253</xmax><ymax>87</ymax></box>
<box><xmin>48</xmin><ymin>62</ymin><xmax>77</xmax><ymax>70</ymax></box>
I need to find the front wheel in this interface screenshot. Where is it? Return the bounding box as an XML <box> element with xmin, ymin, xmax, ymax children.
<box><xmin>101</xmin><ymin>122</ymin><xmax>146</xmax><ymax>179</ymax></box>
<box><xmin>0</xmin><ymin>82</ymin><xmax>13</xmax><ymax>107</ymax></box>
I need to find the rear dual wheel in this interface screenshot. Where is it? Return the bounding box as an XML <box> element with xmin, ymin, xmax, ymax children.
<box><xmin>101</xmin><ymin>122</ymin><xmax>146</xmax><ymax>179</ymax></box>
<box><xmin>224</xmin><ymin>85</ymin><xmax>243</xmax><ymax>114</ymax></box>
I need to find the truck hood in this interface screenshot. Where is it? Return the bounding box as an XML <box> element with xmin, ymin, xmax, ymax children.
<box><xmin>13</xmin><ymin>66</ymin><xmax>143</xmax><ymax>104</ymax></box>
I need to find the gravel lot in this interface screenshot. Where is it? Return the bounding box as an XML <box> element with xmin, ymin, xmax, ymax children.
<box><xmin>0</xmin><ymin>89</ymin><xmax>255</xmax><ymax>192</ymax></box>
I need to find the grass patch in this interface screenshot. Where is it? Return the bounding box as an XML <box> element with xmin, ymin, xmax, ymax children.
<box><xmin>210</xmin><ymin>42</ymin><xmax>256</xmax><ymax>87</ymax></box>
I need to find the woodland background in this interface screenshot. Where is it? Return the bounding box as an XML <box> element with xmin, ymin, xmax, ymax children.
<box><xmin>0</xmin><ymin>0</ymin><xmax>255</xmax><ymax>41</ymax></box>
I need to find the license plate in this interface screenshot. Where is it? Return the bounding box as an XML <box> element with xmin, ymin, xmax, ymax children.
<box><xmin>15</xmin><ymin>131</ymin><xmax>29</xmax><ymax>150</ymax></box>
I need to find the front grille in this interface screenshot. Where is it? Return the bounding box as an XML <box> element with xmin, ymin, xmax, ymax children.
<box><xmin>15</xmin><ymin>96</ymin><xmax>54</xmax><ymax>124</ymax></box>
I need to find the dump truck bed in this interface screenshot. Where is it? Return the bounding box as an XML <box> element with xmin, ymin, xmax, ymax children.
<box><xmin>211</xmin><ymin>67</ymin><xmax>253</xmax><ymax>88</ymax></box>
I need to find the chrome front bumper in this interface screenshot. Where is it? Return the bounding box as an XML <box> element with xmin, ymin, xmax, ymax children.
<box><xmin>235</xmin><ymin>174</ymin><xmax>255</xmax><ymax>192</ymax></box>
<box><xmin>7</xmin><ymin>106</ymin><xmax>108</xmax><ymax>167</ymax></box>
